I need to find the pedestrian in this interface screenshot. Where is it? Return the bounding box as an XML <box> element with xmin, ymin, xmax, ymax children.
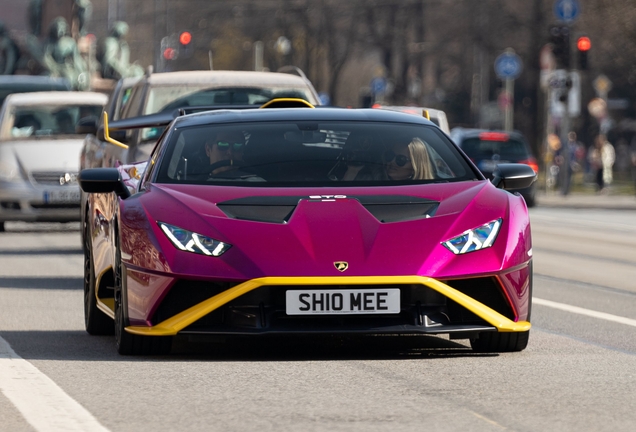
<box><xmin>600</xmin><ymin>135</ymin><xmax>615</xmax><ymax>191</ymax></box>
<box><xmin>561</xmin><ymin>131</ymin><xmax>579</xmax><ymax>195</ymax></box>
<box><xmin>588</xmin><ymin>136</ymin><xmax>603</xmax><ymax>192</ymax></box>
<box><xmin>630</xmin><ymin>136</ymin><xmax>636</xmax><ymax>196</ymax></box>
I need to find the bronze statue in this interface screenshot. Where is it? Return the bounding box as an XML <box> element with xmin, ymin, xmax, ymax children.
<box><xmin>0</xmin><ymin>21</ymin><xmax>18</xmax><ymax>75</ymax></box>
<box><xmin>98</xmin><ymin>21</ymin><xmax>143</xmax><ymax>80</ymax></box>
<box><xmin>41</xmin><ymin>17</ymin><xmax>89</xmax><ymax>90</ymax></box>
<box><xmin>73</xmin><ymin>0</ymin><xmax>92</xmax><ymax>36</ymax></box>
<box><xmin>28</xmin><ymin>0</ymin><xmax>44</xmax><ymax>36</ymax></box>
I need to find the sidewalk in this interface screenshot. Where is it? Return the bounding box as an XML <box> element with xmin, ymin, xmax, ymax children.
<box><xmin>536</xmin><ymin>190</ymin><xmax>636</xmax><ymax>210</ymax></box>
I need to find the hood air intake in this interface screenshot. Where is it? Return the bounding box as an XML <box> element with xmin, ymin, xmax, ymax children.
<box><xmin>217</xmin><ymin>195</ymin><xmax>439</xmax><ymax>224</ymax></box>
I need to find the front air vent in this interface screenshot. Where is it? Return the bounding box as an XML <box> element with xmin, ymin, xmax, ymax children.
<box><xmin>219</xmin><ymin>205</ymin><xmax>296</xmax><ymax>223</ymax></box>
<box><xmin>218</xmin><ymin>196</ymin><xmax>302</xmax><ymax>223</ymax></box>
<box><xmin>357</xmin><ymin>195</ymin><xmax>438</xmax><ymax>223</ymax></box>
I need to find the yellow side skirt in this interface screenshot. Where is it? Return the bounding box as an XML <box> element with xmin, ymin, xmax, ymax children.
<box><xmin>126</xmin><ymin>276</ymin><xmax>530</xmax><ymax>336</ymax></box>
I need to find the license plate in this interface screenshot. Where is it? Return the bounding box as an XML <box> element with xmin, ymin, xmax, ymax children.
<box><xmin>43</xmin><ymin>189</ymin><xmax>80</xmax><ymax>204</ymax></box>
<box><xmin>286</xmin><ymin>289</ymin><xmax>400</xmax><ymax>315</ymax></box>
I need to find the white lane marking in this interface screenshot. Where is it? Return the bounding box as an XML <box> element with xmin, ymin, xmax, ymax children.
<box><xmin>470</xmin><ymin>411</ymin><xmax>507</xmax><ymax>430</ymax></box>
<box><xmin>0</xmin><ymin>336</ymin><xmax>109</xmax><ymax>432</ymax></box>
<box><xmin>534</xmin><ymin>297</ymin><xmax>636</xmax><ymax>328</ymax></box>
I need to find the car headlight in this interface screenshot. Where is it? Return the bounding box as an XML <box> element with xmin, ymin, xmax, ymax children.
<box><xmin>159</xmin><ymin>222</ymin><xmax>231</xmax><ymax>256</ymax></box>
<box><xmin>0</xmin><ymin>161</ymin><xmax>19</xmax><ymax>181</ymax></box>
<box><xmin>442</xmin><ymin>219</ymin><xmax>502</xmax><ymax>254</ymax></box>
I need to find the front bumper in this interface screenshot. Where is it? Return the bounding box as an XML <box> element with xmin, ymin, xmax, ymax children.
<box><xmin>0</xmin><ymin>181</ymin><xmax>80</xmax><ymax>222</ymax></box>
<box><xmin>124</xmin><ymin>276</ymin><xmax>531</xmax><ymax>337</ymax></box>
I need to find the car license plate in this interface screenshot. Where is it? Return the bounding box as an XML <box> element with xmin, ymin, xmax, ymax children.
<box><xmin>286</xmin><ymin>289</ymin><xmax>400</xmax><ymax>315</ymax></box>
<box><xmin>43</xmin><ymin>189</ymin><xmax>80</xmax><ymax>204</ymax></box>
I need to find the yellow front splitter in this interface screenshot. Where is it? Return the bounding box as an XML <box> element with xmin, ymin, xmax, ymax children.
<box><xmin>126</xmin><ymin>276</ymin><xmax>530</xmax><ymax>336</ymax></box>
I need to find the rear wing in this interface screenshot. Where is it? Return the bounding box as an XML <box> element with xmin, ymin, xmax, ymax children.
<box><xmin>101</xmin><ymin>98</ymin><xmax>314</xmax><ymax>149</ymax></box>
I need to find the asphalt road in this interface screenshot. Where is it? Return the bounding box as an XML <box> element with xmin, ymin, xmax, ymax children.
<box><xmin>1</xmin><ymin>207</ymin><xmax>636</xmax><ymax>432</ymax></box>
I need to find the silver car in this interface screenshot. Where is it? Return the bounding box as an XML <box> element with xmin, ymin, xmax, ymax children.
<box><xmin>0</xmin><ymin>91</ymin><xmax>108</xmax><ymax>231</ymax></box>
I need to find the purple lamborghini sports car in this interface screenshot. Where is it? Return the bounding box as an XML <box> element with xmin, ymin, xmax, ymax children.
<box><xmin>79</xmin><ymin>105</ymin><xmax>536</xmax><ymax>355</ymax></box>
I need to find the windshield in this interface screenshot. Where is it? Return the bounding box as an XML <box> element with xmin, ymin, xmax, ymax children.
<box><xmin>10</xmin><ymin>104</ymin><xmax>103</xmax><ymax>138</ymax></box>
<box><xmin>139</xmin><ymin>85</ymin><xmax>318</xmax><ymax>144</ymax></box>
<box><xmin>461</xmin><ymin>137</ymin><xmax>530</xmax><ymax>161</ymax></box>
<box><xmin>145</xmin><ymin>85</ymin><xmax>317</xmax><ymax>115</ymax></box>
<box><xmin>156</xmin><ymin>121</ymin><xmax>476</xmax><ymax>186</ymax></box>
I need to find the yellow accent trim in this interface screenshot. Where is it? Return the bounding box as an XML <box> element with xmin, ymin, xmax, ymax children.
<box><xmin>125</xmin><ymin>276</ymin><xmax>530</xmax><ymax>336</ymax></box>
<box><xmin>96</xmin><ymin>298</ymin><xmax>115</xmax><ymax>318</ymax></box>
<box><xmin>94</xmin><ymin>266</ymin><xmax>115</xmax><ymax>319</ymax></box>
<box><xmin>259</xmin><ymin>98</ymin><xmax>315</xmax><ymax>109</ymax></box>
<box><xmin>422</xmin><ymin>109</ymin><xmax>430</xmax><ymax>120</ymax></box>
<box><xmin>102</xmin><ymin>111</ymin><xmax>129</xmax><ymax>149</ymax></box>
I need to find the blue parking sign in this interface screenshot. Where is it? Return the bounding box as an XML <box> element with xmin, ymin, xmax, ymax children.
<box><xmin>494</xmin><ymin>52</ymin><xmax>523</xmax><ymax>80</ymax></box>
<box><xmin>370</xmin><ymin>77</ymin><xmax>387</xmax><ymax>96</ymax></box>
<box><xmin>554</xmin><ymin>0</ymin><xmax>580</xmax><ymax>23</ymax></box>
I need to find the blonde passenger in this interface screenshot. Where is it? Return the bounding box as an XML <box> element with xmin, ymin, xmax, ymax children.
<box><xmin>385</xmin><ymin>137</ymin><xmax>434</xmax><ymax>180</ymax></box>
<box><xmin>408</xmin><ymin>137</ymin><xmax>434</xmax><ymax>180</ymax></box>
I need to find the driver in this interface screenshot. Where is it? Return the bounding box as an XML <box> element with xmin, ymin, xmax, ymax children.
<box><xmin>205</xmin><ymin>129</ymin><xmax>245</xmax><ymax>176</ymax></box>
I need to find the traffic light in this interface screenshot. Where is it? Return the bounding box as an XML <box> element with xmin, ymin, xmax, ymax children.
<box><xmin>163</xmin><ymin>47</ymin><xmax>176</xmax><ymax>60</ymax></box>
<box><xmin>550</xmin><ymin>25</ymin><xmax>570</xmax><ymax>69</ymax></box>
<box><xmin>179</xmin><ymin>31</ymin><xmax>193</xmax><ymax>58</ymax></box>
<box><xmin>577</xmin><ymin>36</ymin><xmax>591</xmax><ymax>70</ymax></box>
<box><xmin>160</xmin><ymin>35</ymin><xmax>178</xmax><ymax>63</ymax></box>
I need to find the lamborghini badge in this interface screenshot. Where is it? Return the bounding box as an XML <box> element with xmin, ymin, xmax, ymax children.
<box><xmin>334</xmin><ymin>262</ymin><xmax>348</xmax><ymax>272</ymax></box>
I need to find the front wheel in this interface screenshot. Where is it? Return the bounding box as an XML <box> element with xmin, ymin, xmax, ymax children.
<box><xmin>470</xmin><ymin>331</ymin><xmax>530</xmax><ymax>353</ymax></box>
<box><xmin>114</xmin><ymin>232</ymin><xmax>171</xmax><ymax>355</ymax></box>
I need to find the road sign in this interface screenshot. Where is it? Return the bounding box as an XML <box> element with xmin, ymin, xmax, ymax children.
<box><xmin>593</xmin><ymin>74</ymin><xmax>612</xmax><ymax>98</ymax></box>
<box><xmin>494</xmin><ymin>51</ymin><xmax>523</xmax><ymax>79</ymax></box>
<box><xmin>554</xmin><ymin>0</ymin><xmax>580</xmax><ymax>23</ymax></box>
<box><xmin>370</xmin><ymin>77</ymin><xmax>387</xmax><ymax>96</ymax></box>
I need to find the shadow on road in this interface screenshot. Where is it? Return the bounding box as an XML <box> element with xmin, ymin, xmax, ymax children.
<box><xmin>1</xmin><ymin>222</ymin><xmax>80</xmax><ymax>233</ymax></box>
<box><xmin>0</xmin><ymin>330</ymin><xmax>496</xmax><ymax>362</ymax></box>
<box><xmin>0</xmin><ymin>277</ymin><xmax>82</xmax><ymax>290</ymax></box>
<box><xmin>0</xmin><ymin>248</ymin><xmax>82</xmax><ymax>256</ymax></box>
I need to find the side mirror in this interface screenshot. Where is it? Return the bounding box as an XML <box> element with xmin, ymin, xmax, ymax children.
<box><xmin>76</xmin><ymin>116</ymin><xmax>98</xmax><ymax>135</ymax></box>
<box><xmin>491</xmin><ymin>163</ymin><xmax>536</xmax><ymax>190</ymax></box>
<box><xmin>96</xmin><ymin>126</ymin><xmax>128</xmax><ymax>144</ymax></box>
<box><xmin>78</xmin><ymin>168</ymin><xmax>131</xmax><ymax>199</ymax></box>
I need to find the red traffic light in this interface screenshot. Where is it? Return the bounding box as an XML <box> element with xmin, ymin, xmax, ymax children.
<box><xmin>179</xmin><ymin>31</ymin><xmax>192</xmax><ymax>45</ymax></box>
<box><xmin>577</xmin><ymin>36</ymin><xmax>591</xmax><ymax>51</ymax></box>
<box><xmin>163</xmin><ymin>47</ymin><xmax>176</xmax><ymax>60</ymax></box>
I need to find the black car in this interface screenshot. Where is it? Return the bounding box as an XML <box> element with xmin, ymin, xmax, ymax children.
<box><xmin>450</xmin><ymin>128</ymin><xmax>538</xmax><ymax>206</ymax></box>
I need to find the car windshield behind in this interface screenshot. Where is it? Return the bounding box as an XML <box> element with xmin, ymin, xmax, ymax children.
<box><xmin>11</xmin><ymin>104</ymin><xmax>103</xmax><ymax>138</ymax></box>
<box><xmin>461</xmin><ymin>134</ymin><xmax>529</xmax><ymax>161</ymax></box>
<box><xmin>156</xmin><ymin>121</ymin><xmax>476</xmax><ymax>186</ymax></box>
<box><xmin>146</xmin><ymin>86</ymin><xmax>316</xmax><ymax>115</ymax></box>
<box><xmin>138</xmin><ymin>86</ymin><xmax>317</xmax><ymax>144</ymax></box>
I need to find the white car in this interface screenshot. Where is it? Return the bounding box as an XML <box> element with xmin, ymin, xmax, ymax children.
<box><xmin>0</xmin><ymin>91</ymin><xmax>108</xmax><ymax>231</ymax></box>
<box><xmin>372</xmin><ymin>105</ymin><xmax>450</xmax><ymax>135</ymax></box>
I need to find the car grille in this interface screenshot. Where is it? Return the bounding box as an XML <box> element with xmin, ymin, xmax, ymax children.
<box><xmin>443</xmin><ymin>277</ymin><xmax>515</xmax><ymax>321</ymax></box>
<box><xmin>30</xmin><ymin>203</ymin><xmax>80</xmax><ymax>209</ymax></box>
<box><xmin>152</xmin><ymin>280</ymin><xmax>512</xmax><ymax>334</ymax></box>
<box><xmin>31</xmin><ymin>171</ymin><xmax>77</xmax><ymax>185</ymax></box>
<box><xmin>151</xmin><ymin>280</ymin><xmax>238</xmax><ymax>325</ymax></box>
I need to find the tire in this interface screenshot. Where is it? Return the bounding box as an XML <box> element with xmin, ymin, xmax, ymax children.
<box><xmin>113</xmin><ymin>230</ymin><xmax>172</xmax><ymax>355</ymax></box>
<box><xmin>525</xmin><ymin>194</ymin><xmax>536</xmax><ymax>208</ymax></box>
<box><xmin>0</xmin><ymin>222</ymin><xmax>5</xmax><ymax>232</ymax></box>
<box><xmin>83</xmin><ymin>215</ymin><xmax>114</xmax><ymax>335</ymax></box>
<box><xmin>470</xmin><ymin>330</ymin><xmax>530</xmax><ymax>353</ymax></box>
